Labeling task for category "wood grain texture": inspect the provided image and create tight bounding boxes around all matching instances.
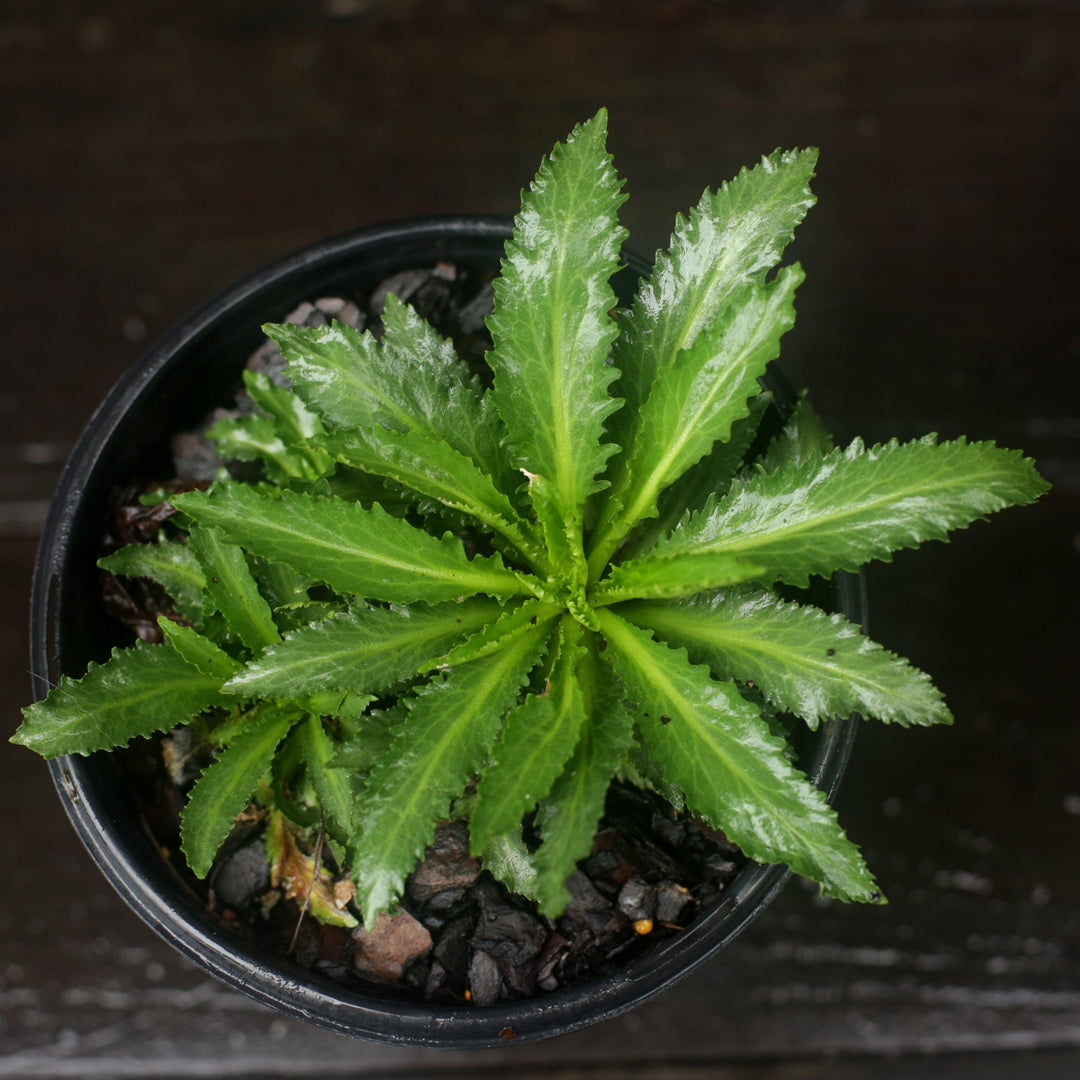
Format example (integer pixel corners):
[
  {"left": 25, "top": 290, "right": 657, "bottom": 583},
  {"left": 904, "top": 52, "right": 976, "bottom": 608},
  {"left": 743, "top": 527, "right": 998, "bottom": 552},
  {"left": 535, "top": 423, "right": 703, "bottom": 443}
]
[{"left": 0, "top": 1, "right": 1077, "bottom": 1074}]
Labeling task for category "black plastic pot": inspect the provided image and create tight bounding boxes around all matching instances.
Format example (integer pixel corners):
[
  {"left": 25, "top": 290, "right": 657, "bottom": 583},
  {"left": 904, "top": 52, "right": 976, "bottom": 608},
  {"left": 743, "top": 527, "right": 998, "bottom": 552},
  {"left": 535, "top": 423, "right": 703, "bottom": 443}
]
[{"left": 31, "top": 217, "right": 864, "bottom": 1048}]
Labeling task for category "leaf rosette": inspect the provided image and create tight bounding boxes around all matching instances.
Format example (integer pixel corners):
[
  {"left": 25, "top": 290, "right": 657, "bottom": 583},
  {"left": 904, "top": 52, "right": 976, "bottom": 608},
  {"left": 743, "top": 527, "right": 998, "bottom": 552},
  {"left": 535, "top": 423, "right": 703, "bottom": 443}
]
[{"left": 14, "top": 109, "right": 1050, "bottom": 927}]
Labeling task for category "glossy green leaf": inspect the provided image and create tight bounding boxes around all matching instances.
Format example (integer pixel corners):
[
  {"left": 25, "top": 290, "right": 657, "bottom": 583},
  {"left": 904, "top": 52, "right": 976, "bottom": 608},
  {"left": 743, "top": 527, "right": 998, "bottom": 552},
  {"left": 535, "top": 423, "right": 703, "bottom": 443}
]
[
  {"left": 470, "top": 618, "right": 588, "bottom": 853},
  {"left": 610, "top": 147, "right": 818, "bottom": 424},
  {"left": 208, "top": 412, "right": 325, "bottom": 483},
  {"left": 421, "top": 597, "right": 560, "bottom": 671},
  {"left": 326, "top": 707, "right": 401, "bottom": 772},
  {"left": 620, "top": 587, "right": 952, "bottom": 729},
  {"left": 596, "top": 609, "right": 879, "bottom": 901},
  {"left": 248, "top": 557, "right": 314, "bottom": 611},
  {"left": 520, "top": 468, "right": 584, "bottom": 592},
  {"left": 592, "top": 551, "right": 765, "bottom": 606},
  {"left": 298, "top": 714, "right": 356, "bottom": 843},
  {"left": 627, "top": 391, "right": 771, "bottom": 561},
  {"left": 324, "top": 425, "right": 546, "bottom": 571},
  {"left": 317, "top": 464, "right": 415, "bottom": 515},
  {"left": 244, "top": 369, "right": 328, "bottom": 448},
  {"left": 13, "top": 640, "right": 228, "bottom": 758},
  {"left": 380, "top": 294, "right": 513, "bottom": 491},
  {"left": 173, "top": 485, "right": 532, "bottom": 603},
  {"left": 349, "top": 621, "right": 549, "bottom": 925},
  {"left": 486, "top": 108, "right": 627, "bottom": 573},
  {"left": 187, "top": 525, "right": 280, "bottom": 651},
  {"left": 299, "top": 688, "right": 375, "bottom": 722},
  {"left": 181, "top": 703, "right": 300, "bottom": 877},
  {"left": 479, "top": 828, "right": 540, "bottom": 902},
  {"left": 652, "top": 436, "right": 1052, "bottom": 588},
  {"left": 532, "top": 637, "right": 636, "bottom": 915},
  {"left": 758, "top": 390, "right": 834, "bottom": 474},
  {"left": 98, "top": 540, "right": 205, "bottom": 625},
  {"left": 589, "top": 266, "right": 803, "bottom": 573},
  {"left": 223, "top": 597, "right": 501, "bottom": 698},
  {"left": 157, "top": 618, "right": 243, "bottom": 681},
  {"left": 268, "top": 296, "right": 503, "bottom": 481},
  {"left": 208, "top": 367, "right": 333, "bottom": 483}
]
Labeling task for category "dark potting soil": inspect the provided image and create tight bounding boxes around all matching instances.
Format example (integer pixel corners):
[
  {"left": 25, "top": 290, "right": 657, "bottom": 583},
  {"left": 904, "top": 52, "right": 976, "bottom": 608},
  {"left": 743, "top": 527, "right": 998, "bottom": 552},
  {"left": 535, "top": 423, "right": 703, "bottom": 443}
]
[{"left": 100, "top": 260, "right": 746, "bottom": 1006}]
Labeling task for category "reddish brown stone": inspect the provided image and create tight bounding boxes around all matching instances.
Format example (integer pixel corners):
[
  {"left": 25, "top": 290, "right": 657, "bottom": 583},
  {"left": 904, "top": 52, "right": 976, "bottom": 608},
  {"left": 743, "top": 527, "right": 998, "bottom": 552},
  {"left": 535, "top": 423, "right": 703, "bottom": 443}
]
[{"left": 352, "top": 911, "right": 432, "bottom": 983}]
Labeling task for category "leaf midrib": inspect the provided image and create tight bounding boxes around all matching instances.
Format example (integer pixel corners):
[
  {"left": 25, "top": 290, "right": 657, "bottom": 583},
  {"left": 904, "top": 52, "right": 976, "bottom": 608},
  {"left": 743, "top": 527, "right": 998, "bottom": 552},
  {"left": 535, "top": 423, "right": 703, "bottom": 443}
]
[
  {"left": 599, "top": 612, "right": 823, "bottom": 857},
  {"left": 315, "top": 331, "right": 441, "bottom": 444},
  {"left": 616, "top": 331, "right": 759, "bottom": 541},
  {"left": 692, "top": 464, "right": 999, "bottom": 557},
  {"left": 366, "top": 633, "right": 537, "bottom": 874},
  {"left": 642, "top": 606, "right": 892, "bottom": 695},
  {"left": 672, "top": 210, "right": 761, "bottom": 356},
  {"left": 236, "top": 504, "right": 522, "bottom": 592}
]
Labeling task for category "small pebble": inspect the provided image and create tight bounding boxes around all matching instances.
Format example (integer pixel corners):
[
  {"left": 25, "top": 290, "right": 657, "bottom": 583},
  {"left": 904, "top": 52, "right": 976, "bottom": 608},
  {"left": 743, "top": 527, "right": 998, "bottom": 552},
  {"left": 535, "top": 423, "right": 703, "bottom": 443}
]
[
  {"left": 617, "top": 878, "right": 656, "bottom": 922},
  {"left": 468, "top": 949, "right": 503, "bottom": 1007},
  {"left": 352, "top": 910, "right": 432, "bottom": 983},
  {"left": 213, "top": 841, "right": 270, "bottom": 910},
  {"left": 655, "top": 881, "right": 693, "bottom": 923}
]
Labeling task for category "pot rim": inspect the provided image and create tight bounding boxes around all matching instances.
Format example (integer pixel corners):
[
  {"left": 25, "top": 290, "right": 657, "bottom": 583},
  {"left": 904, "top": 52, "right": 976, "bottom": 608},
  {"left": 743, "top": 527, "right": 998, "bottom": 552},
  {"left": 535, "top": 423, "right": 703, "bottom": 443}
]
[{"left": 31, "top": 216, "right": 862, "bottom": 1048}]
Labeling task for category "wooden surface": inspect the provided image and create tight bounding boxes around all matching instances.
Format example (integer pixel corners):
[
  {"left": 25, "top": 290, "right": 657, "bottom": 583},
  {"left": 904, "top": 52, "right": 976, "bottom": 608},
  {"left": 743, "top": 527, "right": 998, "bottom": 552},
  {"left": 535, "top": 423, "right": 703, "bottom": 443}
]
[{"left": 1, "top": 2, "right": 1078, "bottom": 1075}]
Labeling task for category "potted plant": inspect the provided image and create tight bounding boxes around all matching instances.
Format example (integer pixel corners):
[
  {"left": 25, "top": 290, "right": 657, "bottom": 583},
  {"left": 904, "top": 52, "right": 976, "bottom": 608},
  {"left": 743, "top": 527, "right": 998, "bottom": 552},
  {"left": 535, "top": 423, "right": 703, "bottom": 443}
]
[{"left": 12, "top": 110, "right": 1048, "bottom": 1046}]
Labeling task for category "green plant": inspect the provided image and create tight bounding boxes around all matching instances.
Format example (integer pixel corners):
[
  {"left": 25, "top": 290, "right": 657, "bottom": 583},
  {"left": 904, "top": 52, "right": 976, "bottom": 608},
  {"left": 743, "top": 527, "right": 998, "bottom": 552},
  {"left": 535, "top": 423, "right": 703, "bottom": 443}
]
[{"left": 14, "top": 110, "right": 1048, "bottom": 929}]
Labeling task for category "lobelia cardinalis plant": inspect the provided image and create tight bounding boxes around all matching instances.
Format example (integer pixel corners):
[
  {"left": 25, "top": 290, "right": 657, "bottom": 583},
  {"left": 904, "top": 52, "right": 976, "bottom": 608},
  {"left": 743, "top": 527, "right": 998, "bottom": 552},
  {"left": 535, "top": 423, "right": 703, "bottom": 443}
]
[{"left": 14, "top": 109, "right": 1049, "bottom": 932}]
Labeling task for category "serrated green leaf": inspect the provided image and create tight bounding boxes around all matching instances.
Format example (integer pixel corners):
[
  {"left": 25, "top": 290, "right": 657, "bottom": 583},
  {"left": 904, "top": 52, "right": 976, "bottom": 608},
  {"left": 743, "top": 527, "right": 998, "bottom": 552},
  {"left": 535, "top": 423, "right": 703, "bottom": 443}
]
[
  {"left": 480, "top": 828, "right": 539, "bottom": 902},
  {"left": 317, "top": 464, "right": 416, "bottom": 516},
  {"left": 268, "top": 297, "right": 503, "bottom": 481},
  {"left": 470, "top": 618, "right": 588, "bottom": 853},
  {"left": 14, "top": 640, "right": 228, "bottom": 759},
  {"left": 98, "top": 541, "right": 205, "bottom": 625},
  {"left": 349, "top": 621, "right": 549, "bottom": 925},
  {"left": 520, "top": 468, "right": 584, "bottom": 589},
  {"left": 326, "top": 706, "right": 401, "bottom": 771},
  {"left": 299, "top": 688, "right": 375, "bottom": 722},
  {"left": 486, "top": 108, "right": 627, "bottom": 572},
  {"left": 264, "top": 321, "right": 396, "bottom": 431},
  {"left": 187, "top": 525, "right": 280, "bottom": 651},
  {"left": 620, "top": 587, "right": 952, "bottom": 729},
  {"left": 273, "top": 598, "right": 344, "bottom": 630},
  {"left": 298, "top": 714, "right": 356, "bottom": 844},
  {"left": 324, "top": 425, "right": 546, "bottom": 571},
  {"left": 589, "top": 266, "right": 803, "bottom": 573},
  {"left": 650, "top": 436, "right": 1052, "bottom": 588},
  {"left": 626, "top": 391, "right": 772, "bottom": 561},
  {"left": 208, "top": 413, "right": 319, "bottom": 484},
  {"left": 380, "top": 294, "right": 514, "bottom": 491},
  {"left": 621, "top": 744, "right": 685, "bottom": 812},
  {"left": 224, "top": 596, "right": 501, "bottom": 698},
  {"left": 759, "top": 390, "right": 834, "bottom": 474},
  {"left": 248, "top": 557, "right": 314, "bottom": 611},
  {"left": 244, "top": 369, "right": 329, "bottom": 451},
  {"left": 181, "top": 703, "right": 300, "bottom": 877},
  {"left": 592, "top": 551, "right": 765, "bottom": 606},
  {"left": 532, "top": 636, "right": 636, "bottom": 916},
  {"left": 421, "top": 597, "right": 561, "bottom": 672},
  {"left": 173, "top": 485, "right": 533, "bottom": 603},
  {"left": 611, "top": 147, "right": 818, "bottom": 425},
  {"left": 596, "top": 609, "right": 879, "bottom": 901},
  {"left": 157, "top": 617, "right": 243, "bottom": 681}
]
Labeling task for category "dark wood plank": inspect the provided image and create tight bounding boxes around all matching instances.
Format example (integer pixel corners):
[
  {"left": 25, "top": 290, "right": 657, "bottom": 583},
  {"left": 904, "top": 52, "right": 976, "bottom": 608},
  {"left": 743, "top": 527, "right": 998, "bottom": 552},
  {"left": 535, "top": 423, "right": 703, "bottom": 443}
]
[{"left": 1, "top": 1, "right": 1077, "bottom": 1074}]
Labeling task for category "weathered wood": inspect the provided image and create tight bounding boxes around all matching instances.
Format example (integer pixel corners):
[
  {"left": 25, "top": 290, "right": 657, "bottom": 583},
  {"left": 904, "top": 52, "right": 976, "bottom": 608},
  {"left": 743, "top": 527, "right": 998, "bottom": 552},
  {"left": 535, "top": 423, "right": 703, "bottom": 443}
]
[{"left": 0, "top": 1, "right": 1077, "bottom": 1075}]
